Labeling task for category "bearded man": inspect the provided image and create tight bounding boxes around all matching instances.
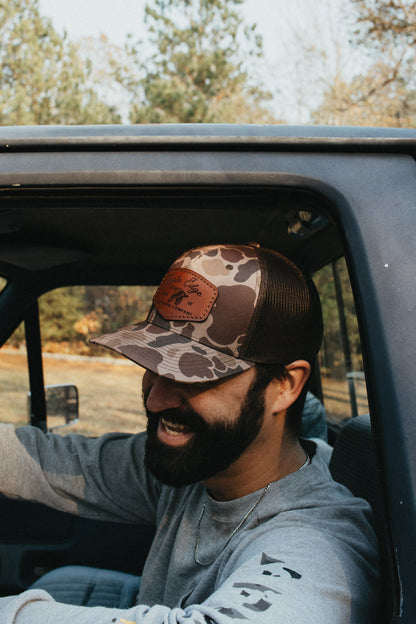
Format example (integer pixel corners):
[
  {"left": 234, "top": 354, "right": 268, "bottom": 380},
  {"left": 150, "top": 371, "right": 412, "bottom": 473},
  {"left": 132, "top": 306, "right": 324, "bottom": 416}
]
[{"left": 0, "top": 244, "right": 378, "bottom": 624}]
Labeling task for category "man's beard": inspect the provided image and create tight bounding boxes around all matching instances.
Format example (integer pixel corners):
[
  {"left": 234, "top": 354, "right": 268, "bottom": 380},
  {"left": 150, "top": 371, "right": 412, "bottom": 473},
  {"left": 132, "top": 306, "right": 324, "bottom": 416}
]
[{"left": 143, "top": 375, "right": 266, "bottom": 487}]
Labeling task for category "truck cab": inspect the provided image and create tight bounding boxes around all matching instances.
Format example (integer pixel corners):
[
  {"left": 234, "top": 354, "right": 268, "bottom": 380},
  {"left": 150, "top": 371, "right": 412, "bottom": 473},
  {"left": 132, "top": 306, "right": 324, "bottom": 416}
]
[{"left": 0, "top": 124, "right": 415, "bottom": 622}]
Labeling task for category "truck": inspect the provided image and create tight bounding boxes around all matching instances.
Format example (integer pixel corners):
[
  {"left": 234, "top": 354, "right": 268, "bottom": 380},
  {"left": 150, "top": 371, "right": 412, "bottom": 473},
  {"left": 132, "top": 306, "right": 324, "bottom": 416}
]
[{"left": 0, "top": 124, "right": 415, "bottom": 622}]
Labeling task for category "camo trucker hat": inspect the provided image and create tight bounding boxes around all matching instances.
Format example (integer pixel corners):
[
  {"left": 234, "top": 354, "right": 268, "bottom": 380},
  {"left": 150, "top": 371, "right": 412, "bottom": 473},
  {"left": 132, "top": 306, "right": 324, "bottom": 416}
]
[{"left": 90, "top": 244, "right": 323, "bottom": 383}]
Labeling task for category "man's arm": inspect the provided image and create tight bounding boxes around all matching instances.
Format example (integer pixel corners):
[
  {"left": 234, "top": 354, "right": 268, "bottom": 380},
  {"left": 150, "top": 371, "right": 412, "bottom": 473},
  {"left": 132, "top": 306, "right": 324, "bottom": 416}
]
[
  {"left": 0, "top": 423, "right": 159, "bottom": 523},
  {"left": 0, "top": 528, "right": 378, "bottom": 624}
]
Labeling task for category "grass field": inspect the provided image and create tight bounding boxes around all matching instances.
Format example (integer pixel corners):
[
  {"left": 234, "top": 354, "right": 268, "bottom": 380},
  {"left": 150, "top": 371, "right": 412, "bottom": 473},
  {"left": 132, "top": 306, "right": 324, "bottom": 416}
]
[
  {"left": 0, "top": 349, "right": 369, "bottom": 436},
  {"left": 0, "top": 350, "right": 147, "bottom": 436}
]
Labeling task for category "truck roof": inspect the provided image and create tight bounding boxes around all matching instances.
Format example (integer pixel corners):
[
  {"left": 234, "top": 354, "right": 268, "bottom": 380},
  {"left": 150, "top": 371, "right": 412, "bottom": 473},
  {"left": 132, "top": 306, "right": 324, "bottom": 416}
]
[{"left": 1, "top": 124, "right": 416, "bottom": 153}]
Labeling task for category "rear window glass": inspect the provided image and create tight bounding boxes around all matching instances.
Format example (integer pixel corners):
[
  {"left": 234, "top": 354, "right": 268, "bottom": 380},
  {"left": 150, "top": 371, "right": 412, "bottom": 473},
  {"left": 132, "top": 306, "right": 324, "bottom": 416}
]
[{"left": 315, "top": 257, "right": 369, "bottom": 426}]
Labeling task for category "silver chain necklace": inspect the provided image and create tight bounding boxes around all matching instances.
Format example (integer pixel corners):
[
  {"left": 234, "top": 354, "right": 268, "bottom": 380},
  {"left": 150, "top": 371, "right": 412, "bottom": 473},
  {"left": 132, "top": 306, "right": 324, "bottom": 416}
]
[{"left": 194, "top": 452, "right": 310, "bottom": 566}]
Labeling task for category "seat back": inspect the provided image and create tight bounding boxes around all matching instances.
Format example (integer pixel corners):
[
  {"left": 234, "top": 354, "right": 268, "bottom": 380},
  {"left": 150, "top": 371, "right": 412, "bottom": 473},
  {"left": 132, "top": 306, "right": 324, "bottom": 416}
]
[
  {"left": 329, "top": 415, "right": 397, "bottom": 622},
  {"left": 329, "top": 415, "right": 381, "bottom": 522}
]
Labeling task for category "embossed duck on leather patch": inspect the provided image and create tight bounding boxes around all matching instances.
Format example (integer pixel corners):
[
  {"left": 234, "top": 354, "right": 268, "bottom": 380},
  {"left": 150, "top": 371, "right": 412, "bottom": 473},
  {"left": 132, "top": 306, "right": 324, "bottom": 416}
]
[{"left": 153, "top": 268, "right": 218, "bottom": 321}]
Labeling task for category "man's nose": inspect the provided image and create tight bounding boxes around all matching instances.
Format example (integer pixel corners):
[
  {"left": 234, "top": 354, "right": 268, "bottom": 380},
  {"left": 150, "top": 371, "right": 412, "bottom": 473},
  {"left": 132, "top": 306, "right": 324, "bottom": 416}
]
[{"left": 143, "top": 371, "right": 185, "bottom": 413}]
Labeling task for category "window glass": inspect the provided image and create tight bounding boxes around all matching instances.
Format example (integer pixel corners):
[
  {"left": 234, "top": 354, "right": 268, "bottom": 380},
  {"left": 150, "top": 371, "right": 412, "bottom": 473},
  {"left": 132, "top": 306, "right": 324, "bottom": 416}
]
[
  {"left": 0, "top": 278, "right": 27, "bottom": 426},
  {"left": 41, "top": 350, "right": 146, "bottom": 437},
  {"left": 0, "top": 326, "right": 29, "bottom": 428},
  {"left": 39, "top": 285, "right": 156, "bottom": 436},
  {"left": 314, "top": 258, "right": 369, "bottom": 426},
  {"left": 0, "top": 285, "right": 157, "bottom": 436}
]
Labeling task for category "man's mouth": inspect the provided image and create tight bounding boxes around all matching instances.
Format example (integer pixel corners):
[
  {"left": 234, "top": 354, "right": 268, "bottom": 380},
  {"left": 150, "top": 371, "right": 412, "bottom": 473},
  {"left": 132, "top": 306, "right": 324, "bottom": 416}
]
[
  {"left": 161, "top": 417, "right": 191, "bottom": 435},
  {"left": 157, "top": 416, "right": 194, "bottom": 446}
]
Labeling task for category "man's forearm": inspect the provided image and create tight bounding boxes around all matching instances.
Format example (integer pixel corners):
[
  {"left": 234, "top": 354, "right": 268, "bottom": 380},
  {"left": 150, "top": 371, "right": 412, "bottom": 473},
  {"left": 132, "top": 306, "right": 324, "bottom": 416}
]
[
  {"left": 0, "top": 424, "right": 80, "bottom": 515},
  {"left": 0, "top": 424, "right": 159, "bottom": 524}
]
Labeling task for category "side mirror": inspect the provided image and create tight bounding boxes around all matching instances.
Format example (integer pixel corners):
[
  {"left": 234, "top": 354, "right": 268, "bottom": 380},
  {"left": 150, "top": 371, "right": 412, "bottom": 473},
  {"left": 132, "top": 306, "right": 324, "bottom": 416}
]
[
  {"left": 46, "top": 384, "right": 79, "bottom": 431},
  {"left": 28, "top": 384, "right": 79, "bottom": 432}
]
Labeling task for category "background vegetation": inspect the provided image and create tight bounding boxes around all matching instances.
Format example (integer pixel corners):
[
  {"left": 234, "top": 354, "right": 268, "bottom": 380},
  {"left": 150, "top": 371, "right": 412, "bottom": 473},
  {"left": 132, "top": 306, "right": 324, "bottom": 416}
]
[
  {"left": 1, "top": 0, "right": 414, "bottom": 387},
  {"left": 2, "top": 0, "right": 416, "bottom": 126},
  {"left": 6, "top": 286, "right": 156, "bottom": 356}
]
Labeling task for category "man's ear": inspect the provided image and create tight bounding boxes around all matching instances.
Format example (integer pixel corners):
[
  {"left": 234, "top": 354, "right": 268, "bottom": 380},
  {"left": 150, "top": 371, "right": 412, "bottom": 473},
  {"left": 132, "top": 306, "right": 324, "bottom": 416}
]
[{"left": 269, "top": 360, "right": 311, "bottom": 414}]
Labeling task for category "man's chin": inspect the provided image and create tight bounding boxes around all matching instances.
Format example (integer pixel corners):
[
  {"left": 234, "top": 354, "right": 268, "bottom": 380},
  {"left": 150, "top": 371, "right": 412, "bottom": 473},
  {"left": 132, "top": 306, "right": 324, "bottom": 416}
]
[
  {"left": 144, "top": 439, "right": 221, "bottom": 487},
  {"left": 144, "top": 458, "right": 200, "bottom": 487},
  {"left": 144, "top": 431, "right": 196, "bottom": 486}
]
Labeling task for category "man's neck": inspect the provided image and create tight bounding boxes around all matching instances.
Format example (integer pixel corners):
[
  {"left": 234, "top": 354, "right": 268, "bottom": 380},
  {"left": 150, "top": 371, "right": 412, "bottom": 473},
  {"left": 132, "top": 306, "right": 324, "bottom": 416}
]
[{"left": 202, "top": 437, "right": 308, "bottom": 501}]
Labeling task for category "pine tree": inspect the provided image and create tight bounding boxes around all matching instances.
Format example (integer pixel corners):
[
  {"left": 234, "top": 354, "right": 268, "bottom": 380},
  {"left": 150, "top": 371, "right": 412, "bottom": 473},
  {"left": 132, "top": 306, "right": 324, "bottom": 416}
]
[
  {"left": 121, "top": 0, "right": 277, "bottom": 123},
  {"left": 0, "top": 0, "right": 120, "bottom": 125}
]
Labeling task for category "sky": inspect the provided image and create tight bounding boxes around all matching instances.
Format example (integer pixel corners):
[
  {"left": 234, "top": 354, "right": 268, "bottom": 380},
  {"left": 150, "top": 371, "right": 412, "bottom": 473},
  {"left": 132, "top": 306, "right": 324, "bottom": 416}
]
[
  {"left": 37, "top": 0, "right": 357, "bottom": 123},
  {"left": 38, "top": 0, "right": 295, "bottom": 56}
]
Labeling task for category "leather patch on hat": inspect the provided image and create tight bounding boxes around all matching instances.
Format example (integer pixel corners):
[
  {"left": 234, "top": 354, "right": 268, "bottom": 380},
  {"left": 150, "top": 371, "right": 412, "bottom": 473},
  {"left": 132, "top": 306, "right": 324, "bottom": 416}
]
[{"left": 154, "top": 268, "right": 218, "bottom": 321}]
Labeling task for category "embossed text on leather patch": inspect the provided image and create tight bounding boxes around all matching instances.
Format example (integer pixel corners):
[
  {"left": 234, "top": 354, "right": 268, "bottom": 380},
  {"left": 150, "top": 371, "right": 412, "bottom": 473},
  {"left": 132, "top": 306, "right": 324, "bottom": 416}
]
[{"left": 153, "top": 268, "right": 218, "bottom": 321}]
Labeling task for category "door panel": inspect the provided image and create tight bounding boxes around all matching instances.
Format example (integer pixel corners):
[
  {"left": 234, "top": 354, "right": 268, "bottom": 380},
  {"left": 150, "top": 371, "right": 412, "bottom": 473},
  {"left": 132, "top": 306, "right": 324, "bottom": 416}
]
[{"left": 0, "top": 497, "right": 154, "bottom": 595}]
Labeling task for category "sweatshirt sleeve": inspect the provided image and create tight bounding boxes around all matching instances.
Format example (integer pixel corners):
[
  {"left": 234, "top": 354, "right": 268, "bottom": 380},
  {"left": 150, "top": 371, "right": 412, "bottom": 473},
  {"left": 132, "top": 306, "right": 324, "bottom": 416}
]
[
  {"left": 0, "top": 423, "right": 161, "bottom": 524},
  {"left": 0, "top": 528, "right": 378, "bottom": 624}
]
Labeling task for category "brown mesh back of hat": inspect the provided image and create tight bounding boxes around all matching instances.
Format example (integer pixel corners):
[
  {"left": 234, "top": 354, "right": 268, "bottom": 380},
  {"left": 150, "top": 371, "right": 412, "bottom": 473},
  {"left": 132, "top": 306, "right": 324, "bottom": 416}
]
[{"left": 241, "top": 248, "right": 323, "bottom": 365}]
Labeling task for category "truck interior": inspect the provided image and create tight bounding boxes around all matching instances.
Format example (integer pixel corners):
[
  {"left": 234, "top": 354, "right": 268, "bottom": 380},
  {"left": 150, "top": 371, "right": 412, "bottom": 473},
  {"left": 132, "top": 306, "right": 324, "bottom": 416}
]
[{"left": 0, "top": 171, "right": 404, "bottom": 620}]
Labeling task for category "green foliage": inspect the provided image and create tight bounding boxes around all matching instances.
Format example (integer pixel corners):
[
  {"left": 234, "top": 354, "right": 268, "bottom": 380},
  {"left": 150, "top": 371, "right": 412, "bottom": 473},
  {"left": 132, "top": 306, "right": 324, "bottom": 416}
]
[
  {"left": 0, "top": 0, "right": 276, "bottom": 126},
  {"left": 38, "top": 288, "right": 85, "bottom": 343},
  {"left": 5, "top": 285, "right": 156, "bottom": 354},
  {"left": 38, "top": 286, "right": 156, "bottom": 352},
  {"left": 0, "top": 0, "right": 120, "bottom": 125},
  {"left": 121, "top": 0, "right": 276, "bottom": 123},
  {"left": 81, "top": 286, "right": 156, "bottom": 336}
]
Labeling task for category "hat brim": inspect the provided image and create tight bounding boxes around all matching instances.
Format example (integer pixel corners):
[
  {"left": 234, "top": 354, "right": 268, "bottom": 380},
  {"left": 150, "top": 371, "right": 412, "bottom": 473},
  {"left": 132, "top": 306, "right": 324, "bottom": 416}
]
[{"left": 90, "top": 321, "right": 254, "bottom": 383}]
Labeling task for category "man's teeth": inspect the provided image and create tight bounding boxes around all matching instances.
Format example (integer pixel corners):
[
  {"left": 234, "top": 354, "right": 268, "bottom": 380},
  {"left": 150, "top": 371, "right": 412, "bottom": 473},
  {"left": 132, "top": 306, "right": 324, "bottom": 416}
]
[{"left": 161, "top": 417, "right": 190, "bottom": 435}]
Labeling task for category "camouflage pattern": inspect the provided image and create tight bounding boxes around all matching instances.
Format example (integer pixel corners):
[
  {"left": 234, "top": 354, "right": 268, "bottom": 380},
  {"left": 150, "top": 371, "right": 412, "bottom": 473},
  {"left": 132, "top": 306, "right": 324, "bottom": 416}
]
[{"left": 91, "top": 244, "right": 262, "bottom": 383}]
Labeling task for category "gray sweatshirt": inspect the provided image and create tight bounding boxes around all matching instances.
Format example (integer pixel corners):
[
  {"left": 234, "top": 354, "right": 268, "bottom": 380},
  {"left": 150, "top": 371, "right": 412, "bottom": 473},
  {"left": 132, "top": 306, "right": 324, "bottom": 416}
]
[{"left": 0, "top": 424, "right": 379, "bottom": 623}]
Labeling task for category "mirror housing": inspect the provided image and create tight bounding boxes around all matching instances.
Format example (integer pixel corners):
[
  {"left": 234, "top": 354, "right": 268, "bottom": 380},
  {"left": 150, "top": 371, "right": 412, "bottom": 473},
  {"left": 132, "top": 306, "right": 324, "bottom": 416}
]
[{"left": 28, "top": 384, "right": 79, "bottom": 432}]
